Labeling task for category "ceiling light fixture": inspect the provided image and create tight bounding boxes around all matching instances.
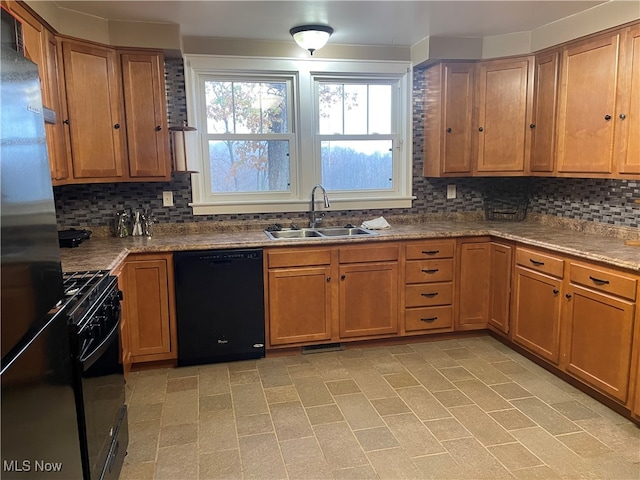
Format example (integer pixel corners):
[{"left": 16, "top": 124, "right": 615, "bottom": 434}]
[{"left": 289, "top": 24, "right": 334, "bottom": 55}]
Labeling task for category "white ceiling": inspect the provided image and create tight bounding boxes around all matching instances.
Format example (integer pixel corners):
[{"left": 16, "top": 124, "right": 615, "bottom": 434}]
[{"left": 54, "top": 1, "right": 609, "bottom": 47}]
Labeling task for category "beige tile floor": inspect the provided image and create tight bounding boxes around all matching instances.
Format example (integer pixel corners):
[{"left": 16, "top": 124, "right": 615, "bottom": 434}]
[{"left": 120, "top": 335, "right": 640, "bottom": 480}]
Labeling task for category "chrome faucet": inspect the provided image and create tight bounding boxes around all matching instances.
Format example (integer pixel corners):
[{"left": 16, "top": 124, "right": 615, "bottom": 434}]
[{"left": 309, "top": 184, "right": 330, "bottom": 228}]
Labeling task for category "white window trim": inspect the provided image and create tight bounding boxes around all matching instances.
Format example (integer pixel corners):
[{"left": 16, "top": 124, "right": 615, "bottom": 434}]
[{"left": 184, "top": 54, "right": 414, "bottom": 215}]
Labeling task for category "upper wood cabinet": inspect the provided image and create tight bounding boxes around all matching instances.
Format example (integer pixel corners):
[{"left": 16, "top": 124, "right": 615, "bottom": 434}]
[
  {"left": 120, "top": 52, "right": 170, "bottom": 179},
  {"left": 616, "top": 23, "right": 640, "bottom": 175},
  {"left": 57, "top": 39, "right": 171, "bottom": 183},
  {"left": 555, "top": 23, "right": 639, "bottom": 178},
  {"left": 59, "top": 40, "right": 127, "bottom": 180},
  {"left": 530, "top": 50, "right": 560, "bottom": 173},
  {"left": 423, "top": 62, "right": 475, "bottom": 177},
  {"left": 556, "top": 32, "right": 621, "bottom": 175},
  {"left": 423, "top": 57, "right": 533, "bottom": 177},
  {"left": 474, "top": 57, "right": 534, "bottom": 175}
]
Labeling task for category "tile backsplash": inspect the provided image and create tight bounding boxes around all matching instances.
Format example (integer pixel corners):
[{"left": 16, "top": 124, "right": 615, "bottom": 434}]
[{"left": 53, "top": 62, "right": 639, "bottom": 231}]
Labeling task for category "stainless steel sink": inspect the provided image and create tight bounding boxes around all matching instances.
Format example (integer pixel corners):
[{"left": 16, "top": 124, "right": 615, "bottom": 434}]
[
  {"left": 314, "top": 227, "right": 374, "bottom": 236},
  {"left": 264, "top": 226, "right": 378, "bottom": 240},
  {"left": 265, "top": 229, "right": 323, "bottom": 239}
]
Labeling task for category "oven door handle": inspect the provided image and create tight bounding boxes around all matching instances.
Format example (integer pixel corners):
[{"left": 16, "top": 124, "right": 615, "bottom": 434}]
[{"left": 80, "top": 317, "right": 119, "bottom": 371}]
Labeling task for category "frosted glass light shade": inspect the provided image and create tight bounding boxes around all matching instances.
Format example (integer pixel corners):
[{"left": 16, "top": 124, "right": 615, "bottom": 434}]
[{"left": 290, "top": 25, "right": 333, "bottom": 55}]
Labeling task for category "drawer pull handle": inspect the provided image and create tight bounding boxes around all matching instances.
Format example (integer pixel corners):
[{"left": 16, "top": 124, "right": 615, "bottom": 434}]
[
  {"left": 421, "top": 317, "right": 438, "bottom": 322},
  {"left": 529, "top": 259, "right": 545, "bottom": 266},
  {"left": 421, "top": 250, "right": 440, "bottom": 255},
  {"left": 421, "top": 292, "right": 438, "bottom": 298},
  {"left": 421, "top": 269, "right": 439, "bottom": 274},
  {"left": 589, "top": 275, "right": 610, "bottom": 285}
]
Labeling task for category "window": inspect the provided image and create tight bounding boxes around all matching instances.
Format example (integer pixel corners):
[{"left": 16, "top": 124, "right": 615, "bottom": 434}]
[
  {"left": 185, "top": 56, "right": 412, "bottom": 215},
  {"left": 204, "top": 79, "right": 293, "bottom": 194},
  {"left": 316, "top": 81, "right": 397, "bottom": 192}
]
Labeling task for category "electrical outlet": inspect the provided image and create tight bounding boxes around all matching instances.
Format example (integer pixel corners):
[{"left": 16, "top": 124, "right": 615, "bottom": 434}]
[
  {"left": 447, "top": 184, "right": 456, "bottom": 199},
  {"left": 162, "top": 191, "right": 174, "bottom": 207}
]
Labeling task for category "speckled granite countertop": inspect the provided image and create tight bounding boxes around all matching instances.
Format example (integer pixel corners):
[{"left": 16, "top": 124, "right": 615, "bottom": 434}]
[{"left": 59, "top": 221, "right": 640, "bottom": 273}]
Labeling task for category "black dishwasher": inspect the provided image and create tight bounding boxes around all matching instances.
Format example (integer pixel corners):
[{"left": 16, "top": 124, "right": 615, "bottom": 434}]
[{"left": 174, "top": 249, "right": 265, "bottom": 366}]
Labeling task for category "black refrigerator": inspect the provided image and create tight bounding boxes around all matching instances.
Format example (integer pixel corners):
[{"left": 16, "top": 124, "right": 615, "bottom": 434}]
[{"left": 0, "top": 44, "right": 84, "bottom": 478}]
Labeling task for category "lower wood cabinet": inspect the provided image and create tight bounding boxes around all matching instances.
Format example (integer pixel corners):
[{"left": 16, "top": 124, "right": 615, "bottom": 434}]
[
  {"left": 561, "top": 262, "right": 637, "bottom": 403},
  {"left": 122, "top": 253, "right": 177, "bottom": 363},
  {"left": 512, "top": 247, "right": 565, "bottom": 364},
  {"left": 267, "top": 264, "right": 332, "bottom": 346},
  {"left": 488, "top": 242, "right": 513, "bottom": 334},
  {"left": 456, "top": 240, "right": 490, "bottom": 330},
  {"left": 111, "top": 263, "right": 131, "bottom": 380},
  {"left": 265, "top": 244, "right": 400, "bottom": 347},
  {"left": 339, "top": 262, "right": 398, "bottom": 338}
]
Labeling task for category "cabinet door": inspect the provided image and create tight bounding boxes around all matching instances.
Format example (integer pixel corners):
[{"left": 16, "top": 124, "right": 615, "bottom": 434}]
[
  {"left": 60, "top": 40, "right": 126, "bottom": 179},
  {"left": 424, "top": 62, "right": 474, "bottom": 176},
  {"left": 563, "top": 285, "right": 635, "bottom": 402},
  {"left": 556, "top": 33, "right": 620, "bottom": 174},
  {"left": 121, "top": 52, "right": 170, "bottom": 179},
  {"left": 125, "top": 256, "right": 173, "bottom": 358},
  {"left": 457, "top": 242, "right": 490, "bottom": 330},
  {"left": 112, "top": 264, "right": 131, "bottom": 381},
  {"left": 268, "top": 266, "right": 332, "bottom": 346},
  {"left": 475, "top": 57, "right": 532, "bottom": 173},
  {"left": 488, "top": 243, "right": 512, "bottom": 334},
  {"left": 616, "top": 24, "right": 640, "bottom": 175},
  {"left": 512, "top": 266, "right": 563, "bottom": 363},
  {"left": 530, "top": 51, "right": 559, "bottom": 173},
  {"left": 339, "top": 263, "right": 398, "bottom": 338},
  {"left": 44, "top": 31, "right": 69, "bottom": 183}
]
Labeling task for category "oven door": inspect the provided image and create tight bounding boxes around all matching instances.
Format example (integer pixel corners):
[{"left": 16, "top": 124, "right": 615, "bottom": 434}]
[{"left": 78, "top": 308, "right": 127, "bottom": 480}]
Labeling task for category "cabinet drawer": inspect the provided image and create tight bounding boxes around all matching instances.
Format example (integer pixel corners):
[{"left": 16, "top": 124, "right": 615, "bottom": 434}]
[
  {"left": 570, "top": 263, "right": 637, "bottom": 301},
  {"left": 405, "top": 283, "right": 453, "bottom": 307},
  {"left": 406, "top": 259, "right": 453, "bottom": 284},
  {"left": 515, "top": 248, "right": 564, "bottom": 278},
  {"left": 405, "top": 306, "right": 453, "bottom": 332},
  {"left": 339, "top": 244, "right": 399, "bottom": 264},
  {"left": 406, "top": 241, "right": 455, "bottom": 260},
  {"left": 267, "top": 248, "right": 332, "bottom": 268}
]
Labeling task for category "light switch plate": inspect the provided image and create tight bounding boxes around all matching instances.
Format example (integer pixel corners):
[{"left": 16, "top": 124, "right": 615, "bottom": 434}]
[
  {"left": 162, "top": 191, "right": 174, "bottom": 207},
  {"left": 447, "top": 184, "right": 456, "bottom": 199}
]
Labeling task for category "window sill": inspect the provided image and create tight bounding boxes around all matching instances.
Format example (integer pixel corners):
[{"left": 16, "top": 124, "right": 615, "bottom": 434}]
[{"left": 190, "top": 196, "right": 415, "bottom": 215}]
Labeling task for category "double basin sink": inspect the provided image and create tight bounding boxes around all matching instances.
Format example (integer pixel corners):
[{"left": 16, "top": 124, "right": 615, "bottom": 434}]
[{"left": 264, "top": 226, "right": 378, "bottom": 240}]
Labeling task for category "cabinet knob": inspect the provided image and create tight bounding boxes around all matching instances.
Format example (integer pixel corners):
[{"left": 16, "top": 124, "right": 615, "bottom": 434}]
[
  {"left": 155, "top": 125, "right": 162, "bottom": 131},
  {"left": 529, "top": 124, "right": 536, "bottom": 129},
  {"left": 619, "top": 113, "right": 626, "bottom": 120},
  {"left": 446, "top": 128, "right": 452, "bottom": 133},
  {"left": 604, "top": 115, "right": 611, "bottom": 121},
  {"left": 478, "top": 127, "right": 484, "bottom": 132},
  {"left": 114, "top": 123, "right": 121, "bottom": 129},
  {"left": 341, "top": 275, "right": 346, "bottom": 280},
  {"left": 63, "top": 119, "right": 70, "bottom": 125},
  {"left": 565, "top": 293, "right": 572, "bottom": 299},
  {"left": 553, "top": 289, "right": 559, "bottom": 295},
  {"left": 326, "top": 276, "right": 331, "bottom": 282}
]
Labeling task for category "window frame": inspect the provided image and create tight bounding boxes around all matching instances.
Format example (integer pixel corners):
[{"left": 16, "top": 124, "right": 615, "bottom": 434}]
[{"left": 184, "top": 55, "right": 413, "bottom": 215}]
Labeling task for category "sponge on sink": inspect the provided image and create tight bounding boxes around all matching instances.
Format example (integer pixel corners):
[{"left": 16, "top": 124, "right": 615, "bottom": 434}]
[{"left": 361, "top": 216, "right": 391, "bottom": 230}]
